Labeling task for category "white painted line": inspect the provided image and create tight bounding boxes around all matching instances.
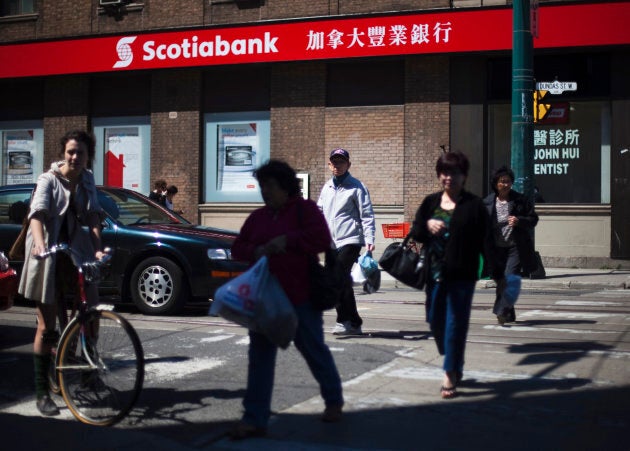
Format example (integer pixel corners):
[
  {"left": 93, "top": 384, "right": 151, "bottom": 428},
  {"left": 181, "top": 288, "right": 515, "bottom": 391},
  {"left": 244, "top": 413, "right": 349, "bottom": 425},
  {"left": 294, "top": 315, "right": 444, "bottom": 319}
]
[
  {"left": 235, "top": 336, "right": 250, "bottom": 345},
  {"left": 519, "top": 309, "right": 619, "bottom": 319},
  {"left": 555, "top": 300, "right": 621, "bottom": 306},
  {"left": 200, "top": 334, "right": 234, "bottom": 343},
  {"left": 145, "top": 357, "right": 225, "bottom": 383},
  {"left": 483, "top": 325, "right": 613, "bottom": 334}
]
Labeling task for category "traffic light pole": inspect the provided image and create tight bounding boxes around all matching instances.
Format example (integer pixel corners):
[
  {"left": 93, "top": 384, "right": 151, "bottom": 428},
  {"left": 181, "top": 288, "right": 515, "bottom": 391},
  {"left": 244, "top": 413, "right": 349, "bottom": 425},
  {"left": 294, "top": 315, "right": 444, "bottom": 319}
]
[{"left": 511, "top": 0, "right": 534, "bottom": 203}]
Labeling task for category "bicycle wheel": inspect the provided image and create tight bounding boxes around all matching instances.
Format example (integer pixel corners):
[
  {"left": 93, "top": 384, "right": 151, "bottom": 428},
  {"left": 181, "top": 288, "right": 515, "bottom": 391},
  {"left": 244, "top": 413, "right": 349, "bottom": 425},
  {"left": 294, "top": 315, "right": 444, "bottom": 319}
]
[
  {"left": 48, "top": 352, "right": 61, "bottom": 394},
  {"left": 57, "top": 310, "right": 144, "bottom": 426}
]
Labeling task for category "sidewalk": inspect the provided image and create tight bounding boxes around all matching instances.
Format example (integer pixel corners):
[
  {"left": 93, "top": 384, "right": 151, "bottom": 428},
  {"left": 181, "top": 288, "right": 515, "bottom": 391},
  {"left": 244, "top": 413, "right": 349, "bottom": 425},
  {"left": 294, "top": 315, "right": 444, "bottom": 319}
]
[
  {"left": 214, "top": 267, "right": 630, "bottom": 451},
  {"left": 4, "top": 267, "right": 629, "bottom": 451},
  {"left": 382, "top": 267, "right": 630, "bottom": 291}
]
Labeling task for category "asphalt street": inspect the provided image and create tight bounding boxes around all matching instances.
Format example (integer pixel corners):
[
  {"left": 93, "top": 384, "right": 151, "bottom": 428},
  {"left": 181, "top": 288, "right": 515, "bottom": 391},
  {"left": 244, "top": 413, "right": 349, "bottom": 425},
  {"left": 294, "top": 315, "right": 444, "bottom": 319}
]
[{"left": 0, "top": 268, "right": 629, "bottom": 450}]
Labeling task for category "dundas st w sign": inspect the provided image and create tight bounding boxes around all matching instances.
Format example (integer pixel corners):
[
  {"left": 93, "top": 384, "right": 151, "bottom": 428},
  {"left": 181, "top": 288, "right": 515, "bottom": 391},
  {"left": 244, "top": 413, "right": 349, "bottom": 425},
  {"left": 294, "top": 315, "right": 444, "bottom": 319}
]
[{"left": 0, "top": 1, "right": 628, "bottom": 79}]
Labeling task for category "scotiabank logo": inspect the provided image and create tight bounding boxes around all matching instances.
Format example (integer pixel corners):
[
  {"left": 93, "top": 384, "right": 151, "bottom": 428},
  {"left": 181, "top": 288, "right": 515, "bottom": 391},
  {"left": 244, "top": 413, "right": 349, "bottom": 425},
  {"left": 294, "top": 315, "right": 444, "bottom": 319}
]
[
  {"left": 113, "top": 36, "right": 137, "bottom": 68},
  {"left": 142, "top": 32, "right": 278, "bottom": 61}
]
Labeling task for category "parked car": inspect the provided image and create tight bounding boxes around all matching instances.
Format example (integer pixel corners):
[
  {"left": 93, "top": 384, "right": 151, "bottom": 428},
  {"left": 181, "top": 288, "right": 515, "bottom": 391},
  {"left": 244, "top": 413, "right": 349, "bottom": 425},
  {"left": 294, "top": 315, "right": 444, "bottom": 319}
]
[{"left": 0, "top": 184, "right": 247, "bottom": 315}]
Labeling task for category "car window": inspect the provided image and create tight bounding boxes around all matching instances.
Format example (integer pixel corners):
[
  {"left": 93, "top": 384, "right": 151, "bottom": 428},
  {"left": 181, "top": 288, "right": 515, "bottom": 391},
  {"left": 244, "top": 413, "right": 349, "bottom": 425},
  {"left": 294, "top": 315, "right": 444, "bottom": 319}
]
[
  {"left": 97, "top": 189, "right": 185, "bottom": 226},
  {"left": 0, "top": 190, "right": 31, "bottom": 225}
]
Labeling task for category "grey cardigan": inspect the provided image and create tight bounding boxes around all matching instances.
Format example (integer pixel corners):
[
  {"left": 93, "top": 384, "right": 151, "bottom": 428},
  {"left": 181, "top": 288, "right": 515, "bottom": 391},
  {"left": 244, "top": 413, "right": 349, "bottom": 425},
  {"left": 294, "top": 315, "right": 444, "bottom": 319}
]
[{"left": 18, "top": 162, "right": 103, "bottom": 304}]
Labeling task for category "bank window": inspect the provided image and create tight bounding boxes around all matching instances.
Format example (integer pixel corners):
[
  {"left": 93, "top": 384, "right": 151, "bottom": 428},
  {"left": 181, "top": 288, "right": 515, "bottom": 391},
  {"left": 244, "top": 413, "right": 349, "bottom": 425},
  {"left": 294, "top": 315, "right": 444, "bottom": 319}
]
[
  {"left": 488, "top": 101, "right": 611, "bottom": 204},
  {"left": 203, "top": 112, "right": 270, "bottom": 203},
  {"left": 92, "top": 117, "right": 151, "bottom": 195},
  {"left": 0, "top": 122, "right": 43, "bottom": 185},
  {"left": 0, "top": 0, "right": 34, "bottom": 16}
]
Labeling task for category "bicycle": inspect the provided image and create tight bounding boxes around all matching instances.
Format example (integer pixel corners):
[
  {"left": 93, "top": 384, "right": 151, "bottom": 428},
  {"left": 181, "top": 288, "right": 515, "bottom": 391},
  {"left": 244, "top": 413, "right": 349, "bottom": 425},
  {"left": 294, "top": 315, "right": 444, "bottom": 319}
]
[{"left": 37, "top": 243, "right": 144, "bottom": 426}]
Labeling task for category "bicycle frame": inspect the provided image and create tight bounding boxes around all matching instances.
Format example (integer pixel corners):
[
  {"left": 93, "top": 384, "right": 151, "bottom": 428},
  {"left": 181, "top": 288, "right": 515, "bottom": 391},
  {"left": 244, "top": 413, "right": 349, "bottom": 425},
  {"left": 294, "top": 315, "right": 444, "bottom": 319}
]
[{"left": 37, "top": 243, "right": 144, "bottom": 426}]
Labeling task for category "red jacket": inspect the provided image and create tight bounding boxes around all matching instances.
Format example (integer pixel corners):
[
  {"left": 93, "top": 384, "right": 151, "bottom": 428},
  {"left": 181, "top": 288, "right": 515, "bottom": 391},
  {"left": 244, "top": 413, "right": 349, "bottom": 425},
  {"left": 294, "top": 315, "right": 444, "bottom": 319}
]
[{"left": 231, "top": 196, "right": 332, "bottom": 305}]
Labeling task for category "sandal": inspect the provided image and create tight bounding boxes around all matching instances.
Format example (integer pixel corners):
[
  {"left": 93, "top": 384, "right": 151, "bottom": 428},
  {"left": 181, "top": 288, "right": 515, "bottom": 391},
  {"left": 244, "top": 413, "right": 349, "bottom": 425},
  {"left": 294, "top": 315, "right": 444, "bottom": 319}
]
[
  {"left": 228, "top": 422, "right": 267, "bottom": 441},
  {"left": 440, "top": 385, "right": 457, "bottom": 399}
]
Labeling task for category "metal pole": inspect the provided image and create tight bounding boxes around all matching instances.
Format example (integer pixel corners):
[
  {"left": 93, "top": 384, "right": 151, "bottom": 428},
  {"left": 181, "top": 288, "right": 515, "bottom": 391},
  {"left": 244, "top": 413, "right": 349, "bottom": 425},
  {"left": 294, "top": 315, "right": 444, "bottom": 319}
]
[{"left": 511, "top": 0, "right": 534, "bottom": 203}]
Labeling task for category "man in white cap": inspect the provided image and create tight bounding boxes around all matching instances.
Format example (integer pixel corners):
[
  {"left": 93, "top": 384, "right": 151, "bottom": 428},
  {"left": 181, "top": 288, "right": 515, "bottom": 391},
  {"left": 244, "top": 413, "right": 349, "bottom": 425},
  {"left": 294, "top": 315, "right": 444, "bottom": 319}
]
[{"left": 318, "top": 148, "right": 375, "bottom": 335}]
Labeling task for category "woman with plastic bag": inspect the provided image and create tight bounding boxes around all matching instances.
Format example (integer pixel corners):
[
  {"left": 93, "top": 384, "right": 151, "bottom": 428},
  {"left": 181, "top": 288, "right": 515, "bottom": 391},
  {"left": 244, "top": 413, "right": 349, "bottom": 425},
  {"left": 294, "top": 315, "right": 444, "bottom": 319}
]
[{"left": 228, "top": 160, "right": 344, "bottom": 439}]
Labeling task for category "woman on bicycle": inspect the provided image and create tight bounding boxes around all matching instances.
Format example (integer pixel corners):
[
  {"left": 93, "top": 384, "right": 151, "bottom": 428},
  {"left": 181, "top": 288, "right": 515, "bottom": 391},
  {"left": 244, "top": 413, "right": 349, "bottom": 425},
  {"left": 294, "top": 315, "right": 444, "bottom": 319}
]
[{"left": 18, "top": 130, "right": 105, "bottom": 416}]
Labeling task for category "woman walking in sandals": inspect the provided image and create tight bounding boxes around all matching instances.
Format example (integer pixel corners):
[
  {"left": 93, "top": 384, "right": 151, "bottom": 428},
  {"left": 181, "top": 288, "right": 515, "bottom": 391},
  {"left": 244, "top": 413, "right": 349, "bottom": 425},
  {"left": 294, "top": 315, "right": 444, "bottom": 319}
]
[{"left": 410, "top": 151, "right": 502, "bottom": 399}]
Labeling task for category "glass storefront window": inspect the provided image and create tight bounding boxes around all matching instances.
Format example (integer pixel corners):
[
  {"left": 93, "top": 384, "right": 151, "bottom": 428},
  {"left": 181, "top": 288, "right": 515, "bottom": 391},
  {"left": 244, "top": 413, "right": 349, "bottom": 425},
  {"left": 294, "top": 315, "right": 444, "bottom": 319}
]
[
  {"left": 93, "top": 117, "right": 151, "bottom": 195},
  {"left": 0, "top": 122, "right": 43, "bottom": 185},
  {"left": 488, "top": 101, "right": 611, "bottom": 203},
  {"left": 203, "top": 111, "right": 270, "bottom": 203}
]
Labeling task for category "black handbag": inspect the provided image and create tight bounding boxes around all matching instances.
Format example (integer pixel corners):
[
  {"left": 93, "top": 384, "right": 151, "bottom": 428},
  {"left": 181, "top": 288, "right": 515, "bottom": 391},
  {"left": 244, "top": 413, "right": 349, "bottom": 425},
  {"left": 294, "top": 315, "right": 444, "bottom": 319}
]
[
  {"left": 378, "top": 234, "right": 427, "bottom": 290},
  {"left": 309, "top": 249, "right": 344, "bottom": 311}
]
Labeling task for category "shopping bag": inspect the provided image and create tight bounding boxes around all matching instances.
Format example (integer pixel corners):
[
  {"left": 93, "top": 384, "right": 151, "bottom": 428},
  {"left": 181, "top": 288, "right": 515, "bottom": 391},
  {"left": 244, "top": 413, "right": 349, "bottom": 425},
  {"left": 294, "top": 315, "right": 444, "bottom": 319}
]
[
  {"left": 309, "top": 249, "right": 344, "bottom": 311},
  {"left": 358, "top": 251, "right": 379, "bottom": 277},
  {"left": 255, "top": 269, "right": 298, "bottom": 349},
  {"left": 351, "top": 263, "right": 366, "bottom": 286},
  {"left": 378, "top": 234, "right": 427, "bottom": 290},
  {"left": 210, "top": 256, "right": 297, "bottom": 348},
  {"left": 209, "top": 257, "right": 266, "bottom": 328},
  {"left": 363, "top": 267, "right": 381, "bottom": 294}
]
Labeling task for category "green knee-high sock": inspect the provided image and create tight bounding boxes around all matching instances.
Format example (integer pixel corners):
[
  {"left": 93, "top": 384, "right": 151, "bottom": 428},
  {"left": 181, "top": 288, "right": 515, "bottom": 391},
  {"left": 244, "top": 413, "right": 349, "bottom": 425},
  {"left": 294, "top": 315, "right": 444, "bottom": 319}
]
[{"left": 34, "top": 353, "right": 51, "bottom": 398}]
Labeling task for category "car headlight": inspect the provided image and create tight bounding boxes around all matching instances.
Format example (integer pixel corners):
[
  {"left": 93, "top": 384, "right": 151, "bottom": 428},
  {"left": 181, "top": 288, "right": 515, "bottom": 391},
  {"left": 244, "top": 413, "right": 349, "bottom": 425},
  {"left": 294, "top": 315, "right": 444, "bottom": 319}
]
[{"left": 207, "top": 248, "right": 231, "bottom": 260}]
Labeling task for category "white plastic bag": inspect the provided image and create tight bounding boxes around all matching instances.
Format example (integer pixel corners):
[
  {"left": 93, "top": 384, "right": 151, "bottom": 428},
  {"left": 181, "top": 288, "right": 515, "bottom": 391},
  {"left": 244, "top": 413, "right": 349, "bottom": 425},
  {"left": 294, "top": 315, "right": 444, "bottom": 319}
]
[
  {"left": 351, "top": 263, "right": 366, "bottom": 286},
  {"left": 210, "top": 256, "right": 297, "bottom": 348}
]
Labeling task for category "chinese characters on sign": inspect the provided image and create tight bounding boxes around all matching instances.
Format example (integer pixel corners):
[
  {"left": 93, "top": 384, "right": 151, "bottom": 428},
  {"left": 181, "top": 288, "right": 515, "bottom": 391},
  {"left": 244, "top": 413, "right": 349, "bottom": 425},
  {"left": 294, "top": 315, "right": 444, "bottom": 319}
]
[
  {"left": 533, "top": 128, "right": 580, "bottom": 175},
  {"left": 306, "top": 22, "right": 452, "bottom": 52}
]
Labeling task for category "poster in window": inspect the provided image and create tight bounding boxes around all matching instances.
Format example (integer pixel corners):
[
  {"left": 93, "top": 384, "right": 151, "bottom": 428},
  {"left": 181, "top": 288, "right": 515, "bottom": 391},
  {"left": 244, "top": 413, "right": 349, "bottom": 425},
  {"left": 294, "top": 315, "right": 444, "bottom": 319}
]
[
  {"left": 105, "top": 127, "right": 142, "bottom": 190},
  {"left": 216, "top": 123, "right": 259, "bottom": 192},
  {"left": 3, "top": 130, "right": 35, "bottom": 185}
]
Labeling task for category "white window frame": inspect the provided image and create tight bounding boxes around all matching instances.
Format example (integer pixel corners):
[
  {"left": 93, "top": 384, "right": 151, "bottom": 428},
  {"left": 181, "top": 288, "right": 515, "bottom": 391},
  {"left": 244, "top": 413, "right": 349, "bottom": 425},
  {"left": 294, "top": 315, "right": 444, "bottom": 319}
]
[
  {"left": 0, "top": 120, "right": 43, "bottom": 185},
  {"left": 203, "top": 111, "right": 270, "bottom": 203},
  {"left": 92, "top": 116, "right": 151, "bottom": 195}
]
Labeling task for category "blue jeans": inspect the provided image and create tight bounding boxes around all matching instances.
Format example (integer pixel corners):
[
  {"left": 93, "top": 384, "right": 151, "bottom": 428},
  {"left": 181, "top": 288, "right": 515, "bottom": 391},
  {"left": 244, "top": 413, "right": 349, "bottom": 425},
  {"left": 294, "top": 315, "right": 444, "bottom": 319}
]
[
  {"left": 242, "top": 303, "right": 343, "bottom": 428},
  {"left": 427, "top": 280, "right": 476, "bottom": 375},
  {"left": 493, "top": 245, "right": 521, "bottom": 314}
]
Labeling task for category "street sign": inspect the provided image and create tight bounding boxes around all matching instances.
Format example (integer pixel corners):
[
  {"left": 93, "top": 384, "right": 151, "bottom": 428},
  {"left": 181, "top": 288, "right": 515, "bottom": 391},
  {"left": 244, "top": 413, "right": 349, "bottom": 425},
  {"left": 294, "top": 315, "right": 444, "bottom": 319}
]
[{"left": 535, "top": 81, "right": 577, "bottom": 95}]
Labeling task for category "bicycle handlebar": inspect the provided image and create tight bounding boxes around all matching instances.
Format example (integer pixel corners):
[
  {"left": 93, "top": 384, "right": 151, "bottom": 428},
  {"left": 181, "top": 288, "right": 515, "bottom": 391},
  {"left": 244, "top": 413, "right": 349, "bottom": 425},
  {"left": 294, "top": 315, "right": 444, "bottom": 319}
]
[
  {"left": 35, "top": 244, "right": 112, "bottom": 282},
  {"left": 36, "top": 244, "right": 111, "bottom": 262}
]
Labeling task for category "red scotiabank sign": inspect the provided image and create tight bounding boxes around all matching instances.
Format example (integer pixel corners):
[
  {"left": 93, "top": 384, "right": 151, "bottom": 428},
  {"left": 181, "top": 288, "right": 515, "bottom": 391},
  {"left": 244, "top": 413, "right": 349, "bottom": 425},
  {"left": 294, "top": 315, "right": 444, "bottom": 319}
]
[{"left": 0, "top": 2, "right": 628, "bottom": 79}]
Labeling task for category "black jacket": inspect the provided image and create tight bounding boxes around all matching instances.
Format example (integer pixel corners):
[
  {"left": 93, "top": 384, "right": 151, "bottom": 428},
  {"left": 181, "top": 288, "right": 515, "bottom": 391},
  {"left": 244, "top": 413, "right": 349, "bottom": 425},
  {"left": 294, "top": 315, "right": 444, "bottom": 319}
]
[
  {"left": 410, "top": 190, "right": 501, "bottom": 282},
  {"left": 483, "top": 190, "right": 539, "bottom": 273}
]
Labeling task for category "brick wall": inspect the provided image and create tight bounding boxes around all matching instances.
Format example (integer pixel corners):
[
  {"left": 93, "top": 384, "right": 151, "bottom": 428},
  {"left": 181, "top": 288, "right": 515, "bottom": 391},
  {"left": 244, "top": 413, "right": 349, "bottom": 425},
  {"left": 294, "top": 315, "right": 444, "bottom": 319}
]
[
  {"left": 43, "top": 76, "right": 90, "bottom": 167},
  {"left": 324, "top": 107, "right": 404, "bottom": 206},
  {"left": 404, "top": 55, "right": 450, "bottom": 220},
  {"left": 270, "top": 62, "right": 326, "bottom": 200},
  {"left": 150, "top": 70, "right": 201, "bottom": 221}
]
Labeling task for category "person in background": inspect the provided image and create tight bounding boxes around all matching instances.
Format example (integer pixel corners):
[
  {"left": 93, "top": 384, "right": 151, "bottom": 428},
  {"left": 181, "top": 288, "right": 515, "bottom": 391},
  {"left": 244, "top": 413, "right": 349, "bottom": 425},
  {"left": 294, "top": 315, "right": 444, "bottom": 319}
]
[
  {"left": 317, "top": 148, "right": 375, "bottom": 336},
  {"left": 18, "top": 130, "right": 105, "bottom": 416},
  {"left": 164, "top": 185, "right": 184, "bottom": 215},
  {"left": 149, "top": 179, "right": 167, "bottom": 206},
  {"left": 229, "top": 160, "right": 344, "bottom": 439},
  {"left": 483, "top": 166, "right": 539, "bottom": 324},
  {"left": 410, "top": 150, "right": 501, "bottom": 399}
]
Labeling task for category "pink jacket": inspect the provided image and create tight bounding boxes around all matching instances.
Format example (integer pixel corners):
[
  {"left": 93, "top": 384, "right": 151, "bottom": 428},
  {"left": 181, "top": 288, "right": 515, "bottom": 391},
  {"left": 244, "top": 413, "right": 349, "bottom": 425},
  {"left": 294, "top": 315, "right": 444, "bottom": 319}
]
[{"left": 231, "top": 196, "right": 332, "bottom": 305}]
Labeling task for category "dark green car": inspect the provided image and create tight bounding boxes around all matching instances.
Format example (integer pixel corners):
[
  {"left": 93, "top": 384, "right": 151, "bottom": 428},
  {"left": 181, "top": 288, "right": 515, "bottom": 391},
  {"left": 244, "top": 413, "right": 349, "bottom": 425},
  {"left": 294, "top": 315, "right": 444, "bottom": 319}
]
[{"left": 0, "top": 184, "right": 247, "bottom": 315}]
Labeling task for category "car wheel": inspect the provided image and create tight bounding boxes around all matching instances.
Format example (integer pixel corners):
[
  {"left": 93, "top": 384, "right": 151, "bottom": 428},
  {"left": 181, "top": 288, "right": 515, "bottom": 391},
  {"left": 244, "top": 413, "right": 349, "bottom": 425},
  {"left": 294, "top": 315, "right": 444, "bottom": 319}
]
[{"left": 130, "top": 257, "right": 188, "bottom": 315}]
